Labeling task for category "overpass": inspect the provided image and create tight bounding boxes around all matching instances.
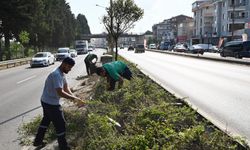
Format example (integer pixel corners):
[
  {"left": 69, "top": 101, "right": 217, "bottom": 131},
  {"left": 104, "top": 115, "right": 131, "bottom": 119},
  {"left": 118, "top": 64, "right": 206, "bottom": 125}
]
[{"left": 80, "top": 33, "right": 141, "bottom": 40}]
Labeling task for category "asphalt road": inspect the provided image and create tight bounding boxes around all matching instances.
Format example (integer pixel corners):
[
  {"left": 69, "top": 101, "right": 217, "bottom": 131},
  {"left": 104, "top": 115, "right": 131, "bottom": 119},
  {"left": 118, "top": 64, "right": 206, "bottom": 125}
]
[
  {"left": 0, "top": 49, "right": 104, "bottom": 150},
  {"left": 119, "top": 49, "right": 250, "bottom": 144}
]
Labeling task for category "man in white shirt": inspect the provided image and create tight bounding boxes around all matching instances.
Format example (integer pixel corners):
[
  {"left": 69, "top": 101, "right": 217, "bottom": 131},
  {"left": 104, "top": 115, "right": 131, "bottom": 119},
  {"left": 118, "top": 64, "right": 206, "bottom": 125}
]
[{"left": 33, "top": 57, "right": 83, "bottom": 150}]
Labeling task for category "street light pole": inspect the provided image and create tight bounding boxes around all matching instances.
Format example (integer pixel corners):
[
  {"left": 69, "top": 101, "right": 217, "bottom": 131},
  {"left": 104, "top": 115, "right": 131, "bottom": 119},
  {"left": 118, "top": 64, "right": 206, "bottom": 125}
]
[
  {"left": 0, "top": 20, "right": 2, "bottom": 61},
  {"left": 96, "top": 0, "right": 115, "bottom": 58}
]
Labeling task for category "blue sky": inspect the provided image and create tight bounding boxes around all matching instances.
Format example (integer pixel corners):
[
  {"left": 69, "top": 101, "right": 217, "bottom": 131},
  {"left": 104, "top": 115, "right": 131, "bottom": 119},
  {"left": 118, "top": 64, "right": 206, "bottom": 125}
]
[{"left": 66, "top": 0, "right": 194, "bottom": 34}]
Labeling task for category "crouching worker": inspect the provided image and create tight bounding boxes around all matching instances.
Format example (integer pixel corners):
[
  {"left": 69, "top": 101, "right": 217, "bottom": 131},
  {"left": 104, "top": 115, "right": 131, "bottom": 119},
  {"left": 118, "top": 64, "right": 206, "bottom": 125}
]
[
  {"left": 96, "top": 61, "right": 132, "bottom": 91},
  {"left": 33, "top": 57, "right": 84, "bottom": 150},
  {"left": 84, "top": 53, "right": 98, "bottom": 75}
]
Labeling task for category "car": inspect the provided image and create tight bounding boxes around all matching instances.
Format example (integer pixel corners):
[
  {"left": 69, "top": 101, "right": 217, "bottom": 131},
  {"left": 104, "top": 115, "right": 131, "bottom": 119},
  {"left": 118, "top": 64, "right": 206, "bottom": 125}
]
[
  {"left": 220, "top": 40, "right": 250, "bottom": 59},
  {"left": 159, "top": 41, "right": 172, "bottom": 50},
  {"left": 187, "top": 44, "right": 210, "bottom": 55},
  {"left": 30, "top": 52, "right": 55, "bottom": 67},
  {"left": 173, "top": 44, "right": 188, "bottom": 52},
  {"left": 128, "top": 46, "right": 134, "bottom": 51},
  {"left": 69, "top": 49, "right": 77, "bottom": 58},
  {"left": 134, "top": 44, "right": 145, "bottom": 53},
  {"left": 148, "top": 43, "right": 156, "bottom": 49},
  {"left": 56, "top": 47, "right": 70, "bottom": 61}
]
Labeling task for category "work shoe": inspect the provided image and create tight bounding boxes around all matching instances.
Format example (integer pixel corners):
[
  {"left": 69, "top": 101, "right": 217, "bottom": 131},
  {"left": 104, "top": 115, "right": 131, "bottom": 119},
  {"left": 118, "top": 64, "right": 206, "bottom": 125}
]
[
  {"left": 33, "top": 141, "right": 47, "bottom": 147},
  {"left": 59, "top": 145, "right": 71, "bottom": 150}
]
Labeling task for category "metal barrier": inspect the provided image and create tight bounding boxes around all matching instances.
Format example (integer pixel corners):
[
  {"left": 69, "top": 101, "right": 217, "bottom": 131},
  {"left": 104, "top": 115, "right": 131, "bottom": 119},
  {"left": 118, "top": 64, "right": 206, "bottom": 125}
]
[{"left": 0, "top": 58, "right": 31, "bottom": 70}]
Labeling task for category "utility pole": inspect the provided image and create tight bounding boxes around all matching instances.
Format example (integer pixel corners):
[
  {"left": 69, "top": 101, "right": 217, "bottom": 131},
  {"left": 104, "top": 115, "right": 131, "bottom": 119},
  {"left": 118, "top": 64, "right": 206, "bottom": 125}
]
[
  {"left": 231, "top": 0, "right": 235, "bottom": 40},
  {"left": 110, "top": 0, "right": 116, "bottom": 60}
]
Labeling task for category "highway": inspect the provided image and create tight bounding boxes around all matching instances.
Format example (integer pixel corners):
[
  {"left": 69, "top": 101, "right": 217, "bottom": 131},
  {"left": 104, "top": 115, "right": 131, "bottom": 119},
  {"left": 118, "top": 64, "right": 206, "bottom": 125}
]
[
  {"left": 0, "top": 49, "right": 104, "bottom": 150},
  {"left": 119, "top": 49, "right": 250, "bottom": 144}
]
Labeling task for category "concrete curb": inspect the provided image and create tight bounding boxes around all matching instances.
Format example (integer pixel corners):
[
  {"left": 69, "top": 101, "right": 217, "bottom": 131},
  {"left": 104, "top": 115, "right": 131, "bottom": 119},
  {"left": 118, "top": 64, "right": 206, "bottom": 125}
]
[{"left": 146, "top": 49, "right": 250, "bottom": 66}]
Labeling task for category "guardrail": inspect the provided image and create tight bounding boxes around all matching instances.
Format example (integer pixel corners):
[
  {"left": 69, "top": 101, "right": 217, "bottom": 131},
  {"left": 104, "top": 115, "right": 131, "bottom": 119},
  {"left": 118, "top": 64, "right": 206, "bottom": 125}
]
[
  {"left": 0, "top": 58, "right": 31, "bottom": 70},
  {"left": 146, "top": 49, "right": 250, "bottom": 66}
]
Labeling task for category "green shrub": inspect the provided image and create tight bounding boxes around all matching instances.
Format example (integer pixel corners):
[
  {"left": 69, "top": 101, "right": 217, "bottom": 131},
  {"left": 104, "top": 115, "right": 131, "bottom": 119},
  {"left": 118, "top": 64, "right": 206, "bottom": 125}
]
[{"left": 18, "top": 57, "right": 249, "bottom": 150}]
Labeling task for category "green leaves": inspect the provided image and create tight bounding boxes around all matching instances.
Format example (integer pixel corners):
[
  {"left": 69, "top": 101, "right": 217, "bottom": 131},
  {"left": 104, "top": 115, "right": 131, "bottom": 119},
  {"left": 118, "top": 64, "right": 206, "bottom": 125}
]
[
  {"left": 18, "top": 57, "right": 248, "bottom": 149},
  {"left": 19, "top": 31, "right": 30, "bottom": 44}
]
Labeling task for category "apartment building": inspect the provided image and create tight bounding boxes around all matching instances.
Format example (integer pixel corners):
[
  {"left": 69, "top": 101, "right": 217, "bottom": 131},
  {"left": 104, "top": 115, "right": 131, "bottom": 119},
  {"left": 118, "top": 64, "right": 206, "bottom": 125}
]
[
  {"left": 152, "top": 15, "right": 194, "bottom": 44},
  {"left": 176, "top": 17, "right": 194, "bottom": 42},
  {"left": 152, "top": 19, "right": 174, "bottom": 42},
  {"left": 192, "top": 0, "right": 214, "bottom": 43},
  {"left": 193, "top": 0, "right": 250, "bottom": 43},
  {"left": 215, "top": 0, "right": 249, "bottom": 39}
]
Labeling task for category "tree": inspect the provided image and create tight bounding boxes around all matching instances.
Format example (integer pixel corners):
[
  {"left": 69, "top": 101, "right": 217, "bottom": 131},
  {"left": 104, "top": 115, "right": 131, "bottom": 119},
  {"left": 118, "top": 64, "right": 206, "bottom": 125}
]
[
  {"left": 0, "top": 0, "right": 34, "bottom": 60},
  {"left": 144, "top": 30, "right": 152, "bottom": 35},
  {"left": 76, "top": 14, "right": 91, "bottom": 39},
  {"left": 102, "top": 0, "right": 144, "bottom": 60},
  {"left": 19, "top": 31, "right": 30, "bottom": 56},
  {"left": 0, "top": 0, "right": 90, "bottom": 60}
]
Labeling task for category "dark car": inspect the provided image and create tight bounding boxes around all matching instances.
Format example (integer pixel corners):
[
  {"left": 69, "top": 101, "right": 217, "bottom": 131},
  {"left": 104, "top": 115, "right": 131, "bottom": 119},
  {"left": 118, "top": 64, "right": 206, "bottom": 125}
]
[
  {"left": 220, "top": 41, "right": 250, "bottom": 59},
  {"left": 135, "top": 44, "right": 145, "bottom": 53},
  {"left": 128, "top": 46, "right": 134, "bottom": 51},
  {"left": 187, "top": 44, "right": 213, "bottom": 55}
]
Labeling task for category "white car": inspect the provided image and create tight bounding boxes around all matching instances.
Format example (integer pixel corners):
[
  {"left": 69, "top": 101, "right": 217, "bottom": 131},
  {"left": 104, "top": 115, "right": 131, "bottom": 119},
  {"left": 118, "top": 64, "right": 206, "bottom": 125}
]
[
  {"left": 149, "top": 44, "right": 156, "bottom": 49},
  {"left": 30, "top": 52, "right": 55, "bottom": 67},
  {"left": 56, "top": 47, "right": 70, "bottom": 61},
  {"left": 69, "top": 49, "right": 77, "bottom": 58}
]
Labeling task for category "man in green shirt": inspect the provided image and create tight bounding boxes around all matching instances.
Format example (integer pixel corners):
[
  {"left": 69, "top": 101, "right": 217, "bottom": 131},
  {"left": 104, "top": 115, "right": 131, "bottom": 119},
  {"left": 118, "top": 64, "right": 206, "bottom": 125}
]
[
  {"left": 96, "top": 61, "right": 132, "bottom": 91},
  {"left": 84, "top": 53, "right": 98, "bottom": 75}
]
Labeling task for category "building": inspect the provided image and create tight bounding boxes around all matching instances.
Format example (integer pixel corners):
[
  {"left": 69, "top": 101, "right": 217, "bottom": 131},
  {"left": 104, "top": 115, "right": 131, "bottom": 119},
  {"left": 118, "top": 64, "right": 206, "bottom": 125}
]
[
  {"left": 152, "top": 15, "right": 193, "bottom": 44},
  {"left": 192, "top": 0, "right": 214, "bottom": 43},
  {"left": 214, "top": 0, "right": 249, "bottom": 40},
  {"left": 193, "top": 0, "right": 250, "bottom": 43},
  {"left": 152, "top": 19, "right": 173, "bottom": 43},
  {"left": 177, "top": 19, "right": 194, "bottom": 43}
]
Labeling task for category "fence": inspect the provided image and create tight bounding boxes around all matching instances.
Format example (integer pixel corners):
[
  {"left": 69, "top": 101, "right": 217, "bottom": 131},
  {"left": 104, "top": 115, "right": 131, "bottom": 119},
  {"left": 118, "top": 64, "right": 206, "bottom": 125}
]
[{"left": 0, "top": 58, "right": 31, "bottom": 70}]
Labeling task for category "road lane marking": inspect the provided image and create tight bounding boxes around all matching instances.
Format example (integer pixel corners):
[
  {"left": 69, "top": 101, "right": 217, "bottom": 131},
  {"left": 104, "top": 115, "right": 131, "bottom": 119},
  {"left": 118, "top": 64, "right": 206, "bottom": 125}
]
[{"left": 17, "top": 75, "right": 36, "bottom": 84}]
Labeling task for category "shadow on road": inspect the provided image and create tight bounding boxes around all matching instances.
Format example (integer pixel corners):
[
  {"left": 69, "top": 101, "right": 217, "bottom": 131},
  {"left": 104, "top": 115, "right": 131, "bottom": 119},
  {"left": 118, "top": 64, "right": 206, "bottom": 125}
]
[{"left": 0, "top": 106, "right": 41, "bottom": 125}]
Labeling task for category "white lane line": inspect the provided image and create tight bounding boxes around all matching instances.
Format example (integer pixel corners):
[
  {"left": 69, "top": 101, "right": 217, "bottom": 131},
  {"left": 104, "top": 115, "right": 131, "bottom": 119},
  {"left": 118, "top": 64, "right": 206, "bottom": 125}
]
[{"left": 17, "top": 75, "right": 36, "bottom": 84}]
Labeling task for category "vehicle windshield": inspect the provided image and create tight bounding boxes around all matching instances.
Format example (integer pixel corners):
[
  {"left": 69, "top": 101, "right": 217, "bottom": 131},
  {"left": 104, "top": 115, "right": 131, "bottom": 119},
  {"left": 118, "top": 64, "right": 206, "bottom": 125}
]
[
  {"left": 58, "top": 49, "right": 68, "bottom": 53},
  {"left": 137, "top": 45, "right": 144, "bottom": 48},
  {"left": 34, "top": 53, "right": 47, "bottom": 57},
  {"left": 76, "top": 45, "right": 86, "bottom": 48}
]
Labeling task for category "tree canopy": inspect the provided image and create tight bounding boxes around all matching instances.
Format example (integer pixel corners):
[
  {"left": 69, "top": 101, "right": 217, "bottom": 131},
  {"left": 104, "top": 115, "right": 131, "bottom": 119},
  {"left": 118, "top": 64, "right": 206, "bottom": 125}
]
[
  {"left": 0, "top": 0, "right": 91, "bottom": 60},
  {"left": 102, "top": 0, "right": 144, "bottom": 60}
]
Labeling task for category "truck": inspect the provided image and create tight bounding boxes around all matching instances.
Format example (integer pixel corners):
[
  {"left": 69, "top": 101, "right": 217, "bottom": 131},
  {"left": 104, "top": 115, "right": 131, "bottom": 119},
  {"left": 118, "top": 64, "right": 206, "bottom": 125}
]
[{"left": 75, "top": 40, "right": 88, "bottom": 54}]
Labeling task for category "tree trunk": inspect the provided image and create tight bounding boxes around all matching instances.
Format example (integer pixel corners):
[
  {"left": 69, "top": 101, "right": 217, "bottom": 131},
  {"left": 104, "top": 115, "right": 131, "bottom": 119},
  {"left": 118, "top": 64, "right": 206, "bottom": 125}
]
[
  {"left": 115, "top": 37, "right": 118, "bottom": 61},
  {"left": 0, "top": 37, "right": 2, "bottom": 61},
  {"left": 4, "top": 30, "right": 11, "bottom": 60}
]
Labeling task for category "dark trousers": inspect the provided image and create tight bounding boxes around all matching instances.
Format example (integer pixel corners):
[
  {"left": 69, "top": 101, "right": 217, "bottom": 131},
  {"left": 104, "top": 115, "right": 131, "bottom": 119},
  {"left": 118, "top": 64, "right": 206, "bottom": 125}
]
[
  {"left": 109, "top": 66, "right": 132, "bottom": 90},
  {"left": 34, "top": 102, "right": 68, "bottom": 149},
  {"left": 85, "top": 61, "right": 96, "bottom": 75},
  {"left": 122, "top": 67, "right": 132, "bottom": 80},
  {"left": 85, "top": 61, "right": 91, "bottom": 75}
]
